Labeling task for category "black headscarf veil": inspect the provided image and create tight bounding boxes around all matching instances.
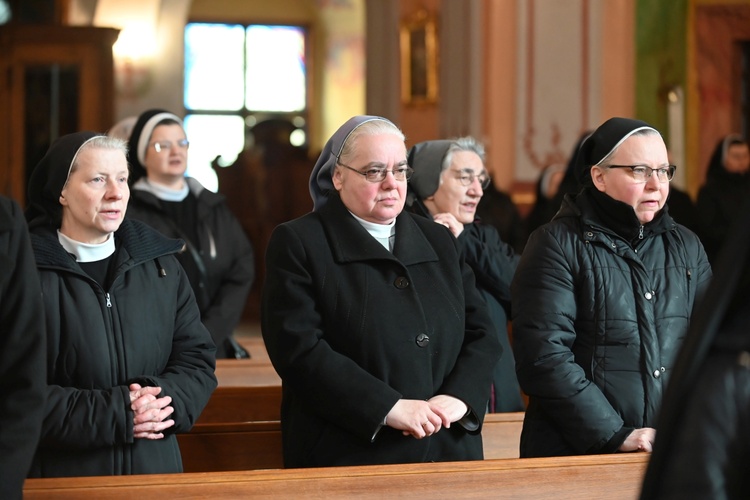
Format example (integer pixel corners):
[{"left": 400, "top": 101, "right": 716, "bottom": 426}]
[
  {"left": 574, "top": 117, "right": 658, "bottom": 187},
  {"left": 639, "top": 198, "right": 750, "bottom": 499},
  {"left": 308, "top": 115, "right": 399, "bottom": 211},
  {"left": 405, "top": 140, "right": 453, "bottom": 217},
  {"left": 554, "top": 130, "right": 592, "bottom": 199},
  {"left": 26, "top": 131, "right": 102, "bottom": 228},
  {"left": 704, "top": 133, "right": 746, "bottom": 182},
  {"left": 126, "top": 109, "right": 183, "bottom": 184}
]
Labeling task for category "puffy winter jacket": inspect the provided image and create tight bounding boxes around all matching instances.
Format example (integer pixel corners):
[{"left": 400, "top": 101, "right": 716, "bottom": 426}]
[
  {"left": 28, "top": 219, "right": 217, "bottom": 477},
  {"left": 511, "top": 188, "right": 711, "bottom": 457}
]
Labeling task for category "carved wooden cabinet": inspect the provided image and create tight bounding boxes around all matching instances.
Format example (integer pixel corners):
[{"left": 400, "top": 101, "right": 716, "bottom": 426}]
[{"left": 0, "top": 24, "right": 118, "bottom": 204}]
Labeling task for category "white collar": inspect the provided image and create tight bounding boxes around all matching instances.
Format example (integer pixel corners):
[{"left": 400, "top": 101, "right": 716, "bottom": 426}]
[
  {"left": 133, "top": 177, "right": 190, "bottom": 201},
  {"left": 57, "top": 231, "right": 116, "bottom": 262},
  {"left": 350, "top": 212, "right": 396, "bottom": 251}
]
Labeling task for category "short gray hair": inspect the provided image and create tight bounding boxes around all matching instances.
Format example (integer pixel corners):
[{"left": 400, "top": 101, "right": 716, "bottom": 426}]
[
  {"left": 441, "top": 136, "right": 486, "bottom": 172},
  {"left": 68, "top": 135, "right": 129, "bottom": 181}
]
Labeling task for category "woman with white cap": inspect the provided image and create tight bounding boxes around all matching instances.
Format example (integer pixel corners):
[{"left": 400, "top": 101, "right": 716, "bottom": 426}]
[
  {"left": 25, "top": 132, "right": 217, "bottom": 477},
  {"left": 261, "top": 116, "right": 500, "bottom": 467},
  {"left": 511, "top": 117, "right": 712, "bottom": 457},
  {"left": 125, "top": 109, "right": 254, "bottom": 359}
]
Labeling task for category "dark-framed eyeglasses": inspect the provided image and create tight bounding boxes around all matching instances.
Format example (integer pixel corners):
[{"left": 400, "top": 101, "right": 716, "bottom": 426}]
[
  {"left": 453, "top": 169, "right": 491, "bottom": 189},
  {"left": 336, "top": 160, "right": 413, "bottom": 182},
  {"left": 152, "top": 139, "right": 190, "bottom": 153},
  {"left": 606, "top": 164, "right": 676, "bottom": 183}
]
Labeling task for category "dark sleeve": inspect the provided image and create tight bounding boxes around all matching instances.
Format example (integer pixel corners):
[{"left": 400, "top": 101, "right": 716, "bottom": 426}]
[
  {"left": 511, "top": 227, "right": 624, "bottom": 453},
  {"left": 458, "top": 224, "right": 520, "bottom": 309},
  {"left": 41, "top": 385, "right": 134, "bottom": 450},
  {"left": 134, "top": 259, "right": 218, "bottom": 433},
  {"left": 0, "top": 199, "right": 46, "bottom": 497},
  {"left": 436, "top": 240, "right": 501, "bottom": 431},
  {"left": 647, "top": 354, "right": 750, "bottom": 499},
  {"left": 695, "top": 185, "right": 726, "bottom": 260},
  {"left": 200, "top": 206, "right": 255, "bottom": 350}
]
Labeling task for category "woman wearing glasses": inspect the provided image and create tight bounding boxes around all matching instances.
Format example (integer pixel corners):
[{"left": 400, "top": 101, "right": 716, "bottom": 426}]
[
  {"left": 25, "top": 132, "right": 216, "bottom": 477},
  {"left": 261, "top": 116, "right": 500, "bottom": 467},
  {"left": 124, "top": 109, "right": 255, "bottom": 359},
  {"left": 405, "top": 137, "right": 524, "bottom": 413},
  {"left": 511, "top": 117, "right": 712, "bottom": 458}
]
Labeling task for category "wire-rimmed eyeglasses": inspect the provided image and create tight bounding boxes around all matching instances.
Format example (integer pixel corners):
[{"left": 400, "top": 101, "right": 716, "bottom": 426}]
[
  {"left": 606, "top": 164, "right": 676, "bottom": 183},
  {"left": 336, "top": 160, "right": 413, "bottom": 182},
  {"left": 453, "top": 169, "right": 491, "bottom": 189},
  {"left": 151, "top": 139, "right": 190, "bottom": 153}
]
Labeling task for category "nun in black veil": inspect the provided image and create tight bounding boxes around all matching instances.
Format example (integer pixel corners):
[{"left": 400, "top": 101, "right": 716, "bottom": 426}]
[
  {"left": 640, "top": 199, "right": 750, "bottom": 500},
  {"left": 511, "top": 117, "right": 712, "bottom": 458}
]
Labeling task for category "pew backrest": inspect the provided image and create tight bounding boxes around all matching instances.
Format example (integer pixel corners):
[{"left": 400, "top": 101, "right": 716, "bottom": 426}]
[{"left": 24, "top": 454, "right": 649, "bottom": 499}]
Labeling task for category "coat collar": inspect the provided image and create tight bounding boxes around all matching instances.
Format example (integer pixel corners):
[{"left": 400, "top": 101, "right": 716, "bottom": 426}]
[
  {"left": 31, "top": 219, "right": 183, "bottom": 271},
  {"left": 319, "top": 194, "right": 439, "bottom": 266}
]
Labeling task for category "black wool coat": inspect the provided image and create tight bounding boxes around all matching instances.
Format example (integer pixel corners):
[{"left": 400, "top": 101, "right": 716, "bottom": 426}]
[
  {"left": 28, "top": 219, "right": 217, "bottom": 477},
  {"left": 0, "top": 197, "right": 46, "bottom": 499},
  {"left": 262, "top": 194, "right": 500, "bottom": 467},
  {"left": 127, "top": 178, "right": 254, "bottom": 358},
  {"left": 512, "top": 189, "right": 712, "bottom": 457},
  {"left": 457, "top": 222, "right": 524, "bottom": 412}
]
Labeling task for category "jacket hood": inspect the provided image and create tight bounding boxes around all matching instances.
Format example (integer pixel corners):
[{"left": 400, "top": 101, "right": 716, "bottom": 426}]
[
  {"left": 126, "top": 109, "right": 183, "bottom": 183},
  {"left": 309, "top": 115, "right": 396, "bottom": 211},
  {"left": 26, "top": 131, "right": 102, "bottom": 229}
]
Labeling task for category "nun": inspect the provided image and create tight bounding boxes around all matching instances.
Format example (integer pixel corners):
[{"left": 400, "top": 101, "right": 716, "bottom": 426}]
[
  {"left": 124, "top": 109, "right": 255, "bottom": 359},
  {"left": 695, "top": 134, "right": 750, "bottom": 264},
  {"left": 510, "top": 117, "right": 712, "bottom": 457},
  {"left": 405, "top": 137, "right": 523, "bottom": 413},
  {"left": 640, "top": 200, "right": 750, "bottom": 499},
  {"left": 25, "top": 132, "right": 217, "bottom": 477},
  {"left": 261, "top": 115, "right": 499, "bottom": 467}
]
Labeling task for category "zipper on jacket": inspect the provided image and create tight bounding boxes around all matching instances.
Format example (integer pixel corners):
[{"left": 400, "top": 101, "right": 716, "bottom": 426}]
[
  {"left": 106, "top": 292, "right": 112, "bottom": 308},
  {"left": 639, "top": 225, "right": 644, "bottom": 239}
]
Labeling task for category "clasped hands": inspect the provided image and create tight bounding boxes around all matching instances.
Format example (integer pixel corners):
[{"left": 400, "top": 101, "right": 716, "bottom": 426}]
[
  {"left": 385, "top": 395, "right": 468, "bottom": 439},
  {"left": 129, "top": 383, "right": 175, "bottom": 440}
]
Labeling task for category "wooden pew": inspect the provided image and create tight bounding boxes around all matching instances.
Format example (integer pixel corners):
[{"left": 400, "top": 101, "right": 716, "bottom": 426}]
[
  {"left": 24, "top": 453, "right": 650, "bottom": 499},
  {"left": 214, "top": 359, "right": 280, "bottom": 387},
  {"left": 178, "top": 407, "right": 522, "bottom": 472}
]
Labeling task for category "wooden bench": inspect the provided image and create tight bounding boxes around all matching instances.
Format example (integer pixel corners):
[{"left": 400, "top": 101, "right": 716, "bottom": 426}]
[
  {"left": 24, "top": 453, "right": 649, "bottom": 499},
  {"left": 214, "top": 359, "right": 280, "bottom": 387}
]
